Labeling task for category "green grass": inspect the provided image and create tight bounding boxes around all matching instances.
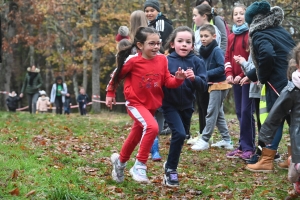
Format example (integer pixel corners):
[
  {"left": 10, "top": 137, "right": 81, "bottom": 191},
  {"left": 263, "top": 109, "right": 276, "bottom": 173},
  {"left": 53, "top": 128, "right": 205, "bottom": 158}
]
[{"left": 0, "top": 111, "right": 293, "bottom": 199}]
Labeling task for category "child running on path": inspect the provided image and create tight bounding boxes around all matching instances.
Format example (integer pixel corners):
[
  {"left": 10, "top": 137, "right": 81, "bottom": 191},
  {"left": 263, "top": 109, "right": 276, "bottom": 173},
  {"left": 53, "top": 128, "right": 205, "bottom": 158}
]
[
  {"left": 106, "top": 27, "right": 186, "bottom": 183},
  {"left": 162, "top": 26, "right": 207, "bottom": 187},
  {"left": 191, "top": 24, "right": 232, "bottom": 151}
]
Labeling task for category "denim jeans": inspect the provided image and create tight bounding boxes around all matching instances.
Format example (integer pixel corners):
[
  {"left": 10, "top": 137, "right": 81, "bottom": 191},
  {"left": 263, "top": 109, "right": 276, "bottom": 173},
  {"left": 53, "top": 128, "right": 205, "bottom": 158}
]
[{"left": 266, "top": 120, "right": 284, "bottom": 150}]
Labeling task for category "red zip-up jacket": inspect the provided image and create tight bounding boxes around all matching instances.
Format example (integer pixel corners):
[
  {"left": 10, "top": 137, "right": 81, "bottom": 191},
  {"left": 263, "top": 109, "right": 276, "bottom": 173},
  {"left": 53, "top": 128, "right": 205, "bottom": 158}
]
[
  {"left": 225, "top": 31, "right": 250, "bottom": 78},
  {"left": 106, "top": 53, "right": 184, "bottom": 111}
]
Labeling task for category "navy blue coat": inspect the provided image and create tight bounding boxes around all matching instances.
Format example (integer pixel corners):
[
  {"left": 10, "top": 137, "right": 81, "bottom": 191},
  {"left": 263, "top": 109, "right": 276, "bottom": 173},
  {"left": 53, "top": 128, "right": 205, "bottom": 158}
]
[
  {"left": 251, "top": 26, "right": 295, "bottom": 111},
  {"left": 199, "top": 46, "right": 226, "bottom": 83}
]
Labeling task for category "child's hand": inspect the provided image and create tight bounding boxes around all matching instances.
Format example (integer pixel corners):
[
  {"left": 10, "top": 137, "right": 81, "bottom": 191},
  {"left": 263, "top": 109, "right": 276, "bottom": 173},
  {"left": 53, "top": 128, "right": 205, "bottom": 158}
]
[
  {"left": 240, "top": 76, "right": 249, "bottom": 86},
  {"left": 186, "top": 68, "right": 195, "bottom": 81},
  {"left": 233, "top": 76, "right": 242, "bottom": 84},
  {"left": 106, "top": 96, "right": 116, "bottom": 110},
  {"left": 20, "top": 93, "right": 23, "bottom": 98},
  {"left": 175, "top": 67, "right": 186, "bottom": 79},
  {"left": 226, "top": 76, "right": 234, "bottom": 84},
  {"left": 233, "top": 55, "right": 246, "bottom": 65}
]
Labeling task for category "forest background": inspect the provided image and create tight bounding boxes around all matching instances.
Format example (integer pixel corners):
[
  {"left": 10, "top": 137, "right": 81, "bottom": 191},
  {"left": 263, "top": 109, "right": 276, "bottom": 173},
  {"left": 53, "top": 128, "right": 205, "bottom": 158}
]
[{"left": 0, "top": 0, "right": 299, "bottom": 113}]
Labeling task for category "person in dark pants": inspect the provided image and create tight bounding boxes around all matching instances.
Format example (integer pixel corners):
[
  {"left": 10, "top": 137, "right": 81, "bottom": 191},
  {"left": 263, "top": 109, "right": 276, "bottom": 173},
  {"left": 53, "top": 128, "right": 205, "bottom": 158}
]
[
  {"left": 20, "top": 65, "right": 43, "bottom": 114},
  {"left": 50, "top": 76, "right": 68, "bottom": 114},
  {"left": 77, "top": 88, "right": 89, "bottom": 115},
  {"left": 64, "top": 93, "right": 71, "bottom": 115}
]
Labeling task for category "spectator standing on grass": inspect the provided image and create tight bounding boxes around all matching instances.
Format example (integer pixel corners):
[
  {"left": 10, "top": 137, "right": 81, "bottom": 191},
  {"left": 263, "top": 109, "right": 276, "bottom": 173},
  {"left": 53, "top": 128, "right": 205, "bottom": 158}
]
[
  {"left": 162, "top": 26, "right": 207, "bottom": 187},
  {"left": 144, "top": 0, "right": 173, "bottom": 50},
  {"left": 187, "top": 3, "right": 221, "bottom": 145},
  {"left": 36, "top": 90, "right": 50, "bottom": 114},
  {"left": 50, "top": 76, "right": 68, "bottom": 115},
  {"left": 144, "top": 0, "right": 174, "bottom": 160},
  {"left": 6, "top": 91, "right": 21, "bottom": 112},
  {"left": 106, "top": 27, "right": 186, "bottom": 184},
  {"left": 195, "top": 0, "right": 228, "bottom": 53},
  {"left": 77, "top": 88, "right": 89, "bottom": 116},
  {"left": 244, "top": 44, "right": 300, "bottom": 199},
  {"left": 244, "top": 0, "right": 295, "bottom": 172},
  {"left": 191, "top": 24, "right": 232, "bottom": 151},
  {"left": 224, "top": 3, "right": 256, "bottom": 161},
  {"left": 64, "top": 93, "right": 72, "bottom": 115},
  {"left": 20, "top": 65, "right": 43, "bottom": 114}
]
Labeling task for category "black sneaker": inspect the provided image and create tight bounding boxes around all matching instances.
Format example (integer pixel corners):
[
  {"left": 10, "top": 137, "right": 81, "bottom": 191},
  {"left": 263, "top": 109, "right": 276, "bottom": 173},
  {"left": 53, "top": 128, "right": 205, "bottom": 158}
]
[
  {"left": 246, "top": 154, "right": 260, "bottom": 164},
  {"left": 274, "top": 152, "right": 281, "bottom": 162},
  {"left": 163, "top": 170, "right": 179, "bottom": 187}
]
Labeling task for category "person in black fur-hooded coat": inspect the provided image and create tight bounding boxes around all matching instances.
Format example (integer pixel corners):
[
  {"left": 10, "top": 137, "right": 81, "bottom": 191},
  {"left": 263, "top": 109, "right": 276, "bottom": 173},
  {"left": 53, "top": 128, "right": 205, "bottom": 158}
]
[{"left": 244, "top": 0, "right": 295, "bottom": 173}]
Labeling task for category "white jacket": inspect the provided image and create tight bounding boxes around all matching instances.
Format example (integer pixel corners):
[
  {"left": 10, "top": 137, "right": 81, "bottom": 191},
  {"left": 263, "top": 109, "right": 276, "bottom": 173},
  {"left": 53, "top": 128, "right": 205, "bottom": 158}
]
[{"left": 50, "top": 83, "right": 68, "bottom": 103}]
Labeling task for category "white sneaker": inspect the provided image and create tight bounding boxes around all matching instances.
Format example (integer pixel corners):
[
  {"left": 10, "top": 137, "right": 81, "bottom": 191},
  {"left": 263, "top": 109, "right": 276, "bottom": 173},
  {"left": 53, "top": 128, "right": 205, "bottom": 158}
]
[
  {"left": 187, "top": 136, "right": 200, "bottom": 145},
  {"left": 111, "top": 153, "right": 126, "bottom": 183},
  {"left": 191, "top": 138, "right": 209, "bottom": 151},
  {"left": 129, "top": 160, "right": 149, "bottom": 183},
  {"left": 211, "top": 140, "right": 234, "bottom": 149}
]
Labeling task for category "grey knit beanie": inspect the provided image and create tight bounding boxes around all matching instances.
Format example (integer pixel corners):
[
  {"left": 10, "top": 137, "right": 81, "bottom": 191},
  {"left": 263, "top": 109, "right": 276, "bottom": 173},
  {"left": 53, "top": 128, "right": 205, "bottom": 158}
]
[
  {"left": 118, "top": 26, "right": 129, "bottom": 37},
  {"left": 144, "top": 0, "right": 160, "bottom": 12}
]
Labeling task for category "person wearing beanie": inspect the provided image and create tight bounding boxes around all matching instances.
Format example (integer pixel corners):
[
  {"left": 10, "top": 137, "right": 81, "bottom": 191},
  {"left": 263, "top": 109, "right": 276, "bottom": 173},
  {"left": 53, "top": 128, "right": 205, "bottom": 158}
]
[
  {"left": 244, "top": 1, "right": 295, "bottom": 173},
  {"left": 144, "top": 0, "right": 174, "bottom": 162},
  {"left": 144, "top": 0, "right": 173, "bottom": 49},
  {"left": 115, "top": 26, "right": 130, "bottom": 42},
  {"left": 36, "top": 90, "right": 50, "bottom": 114}
]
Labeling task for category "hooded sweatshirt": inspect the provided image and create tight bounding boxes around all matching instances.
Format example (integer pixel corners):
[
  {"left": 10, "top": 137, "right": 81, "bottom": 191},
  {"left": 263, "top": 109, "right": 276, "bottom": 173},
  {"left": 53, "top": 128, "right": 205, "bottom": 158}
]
[
  {"left": 162, "top": 52, "right": 208, "bottom": 110},
  {"left": 148, "top": 14, "right": 173, "bottom": 47}
]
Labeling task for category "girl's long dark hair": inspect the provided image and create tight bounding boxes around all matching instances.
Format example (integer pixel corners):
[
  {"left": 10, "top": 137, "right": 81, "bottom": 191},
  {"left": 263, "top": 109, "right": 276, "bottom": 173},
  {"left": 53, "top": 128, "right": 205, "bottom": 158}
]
[
  {"left": 164, "top": 26, "right": 195, "bottom": 54},
  {"left": 112, "top": 27, "right": 159, "bottom": 88}
]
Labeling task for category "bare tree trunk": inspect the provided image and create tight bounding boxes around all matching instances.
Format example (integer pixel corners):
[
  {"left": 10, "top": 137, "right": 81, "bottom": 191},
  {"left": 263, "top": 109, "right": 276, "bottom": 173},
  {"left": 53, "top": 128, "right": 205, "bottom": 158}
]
[
  {"left": 29, "top": 46, "right": 35, "bottom": 66},
  {"left": 45, "top": 60, "right": 51, "bottom": 95},
  {"left": 91, "top": 0, "right": 101, "bottom": 113},
  {"left": 82, "top": 28, "right": 88, "bottom": 91},
  {"left": 72, "top": 69, "right": 79, "bottom": 100}
]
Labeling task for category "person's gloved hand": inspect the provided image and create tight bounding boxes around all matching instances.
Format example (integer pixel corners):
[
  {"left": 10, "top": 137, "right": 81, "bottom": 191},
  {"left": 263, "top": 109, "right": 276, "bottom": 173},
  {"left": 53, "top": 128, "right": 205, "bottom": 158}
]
[{"left": 36, "top": 111, "right": 38, "bottom": 114}]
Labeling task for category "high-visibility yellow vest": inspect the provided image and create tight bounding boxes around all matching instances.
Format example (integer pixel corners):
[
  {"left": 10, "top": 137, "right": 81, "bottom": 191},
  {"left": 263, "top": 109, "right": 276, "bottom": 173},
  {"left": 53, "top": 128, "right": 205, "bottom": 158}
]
[{"left": 260, "top": 84, "right": 268, "bottom": 124}]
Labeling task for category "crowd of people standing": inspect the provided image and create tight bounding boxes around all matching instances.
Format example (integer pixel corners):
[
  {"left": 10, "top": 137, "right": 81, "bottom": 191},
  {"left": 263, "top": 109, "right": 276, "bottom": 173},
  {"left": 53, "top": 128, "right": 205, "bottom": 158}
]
[
  {"left": 105, "top": 0, "right": 299, "bottom": 197},
  {"left": 4, "top": 0, "right": 299, "bottom": 197}
]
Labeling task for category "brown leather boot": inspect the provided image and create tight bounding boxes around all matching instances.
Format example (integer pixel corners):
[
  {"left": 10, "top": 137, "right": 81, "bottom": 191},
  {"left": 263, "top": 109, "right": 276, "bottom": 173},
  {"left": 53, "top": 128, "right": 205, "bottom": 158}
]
[
  {"left": 245, "top": 148, "right": 276, "bottom": 172},
  {"left": 278, "top": 145, "right": 292, "bottom": 170}
]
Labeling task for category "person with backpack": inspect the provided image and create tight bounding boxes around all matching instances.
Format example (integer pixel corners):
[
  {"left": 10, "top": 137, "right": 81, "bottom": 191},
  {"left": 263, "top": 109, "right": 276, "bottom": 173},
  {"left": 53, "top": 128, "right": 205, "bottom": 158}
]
[{"left": 195, "top": 0, "right": 229, "bottom": 53}]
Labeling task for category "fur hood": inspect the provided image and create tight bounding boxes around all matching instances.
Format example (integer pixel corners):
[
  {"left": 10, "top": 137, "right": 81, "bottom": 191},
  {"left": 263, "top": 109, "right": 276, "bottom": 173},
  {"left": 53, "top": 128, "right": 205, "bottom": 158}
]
[
  {"left": 27, "top": 67, "right": 40, "bottom": 73},
  {"left": 249, "top": 6, "right": 284, "bottom": 71},
  {"left": 249, "top": 6, "right": 284, "bottom": 37}
]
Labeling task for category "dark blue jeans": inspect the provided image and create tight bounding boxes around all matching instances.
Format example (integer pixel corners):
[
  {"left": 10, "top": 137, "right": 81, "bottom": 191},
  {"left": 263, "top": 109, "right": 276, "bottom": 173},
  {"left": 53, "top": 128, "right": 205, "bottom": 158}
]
[{"left": 162, "top": 104, "right": 193, "bottom": 170}]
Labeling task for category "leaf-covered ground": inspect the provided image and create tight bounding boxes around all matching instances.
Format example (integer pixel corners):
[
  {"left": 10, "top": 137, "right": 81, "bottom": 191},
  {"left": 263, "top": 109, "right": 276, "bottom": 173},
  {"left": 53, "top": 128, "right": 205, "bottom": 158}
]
[{"left": 0, "top": 111, "right": 295, "bottom": 199}]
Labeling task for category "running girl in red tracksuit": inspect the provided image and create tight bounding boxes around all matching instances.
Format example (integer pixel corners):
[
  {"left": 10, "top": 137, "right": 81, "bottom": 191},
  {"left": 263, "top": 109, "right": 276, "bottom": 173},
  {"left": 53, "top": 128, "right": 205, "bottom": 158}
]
[{"left": 106, "top": 27, "right": 186, "bottom": 183}]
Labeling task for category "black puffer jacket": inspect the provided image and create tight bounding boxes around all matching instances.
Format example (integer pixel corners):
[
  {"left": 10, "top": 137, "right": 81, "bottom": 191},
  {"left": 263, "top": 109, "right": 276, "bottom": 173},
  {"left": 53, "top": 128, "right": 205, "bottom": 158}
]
[{"left": 6, "top": 96, "right": 21, "bottom": 110}]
